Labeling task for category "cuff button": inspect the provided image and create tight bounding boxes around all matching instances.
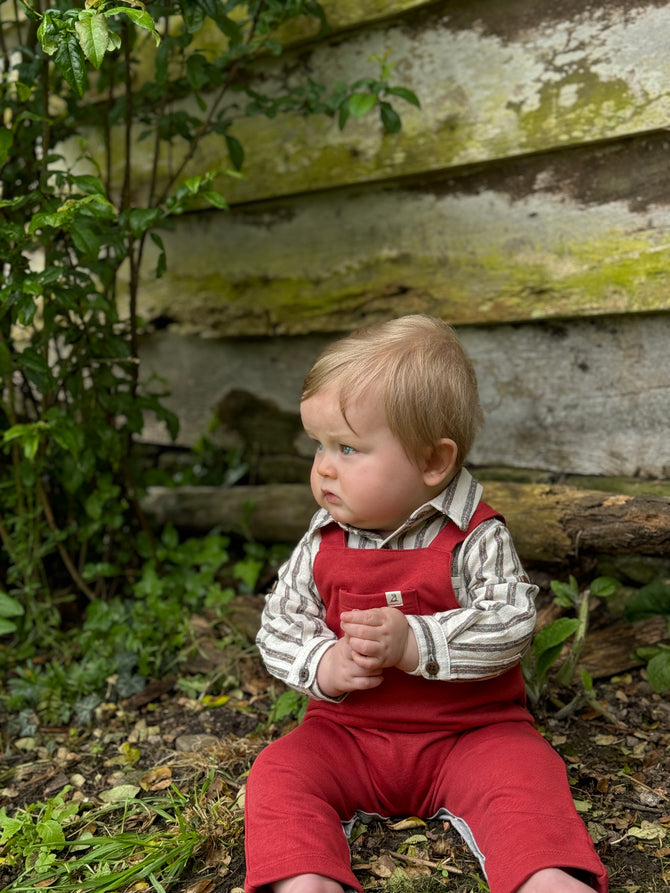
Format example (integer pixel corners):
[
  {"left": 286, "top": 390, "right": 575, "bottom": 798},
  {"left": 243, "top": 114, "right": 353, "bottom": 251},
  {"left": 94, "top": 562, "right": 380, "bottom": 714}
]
[{"left": 425, "top": 660, "right": 440, "bottom": 676}]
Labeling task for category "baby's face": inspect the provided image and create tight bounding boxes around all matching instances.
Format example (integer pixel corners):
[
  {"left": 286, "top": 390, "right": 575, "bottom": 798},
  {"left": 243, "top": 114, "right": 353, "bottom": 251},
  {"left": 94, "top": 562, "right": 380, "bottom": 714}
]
[{"left": 300, "top": 383, "right": 437, "bottom": 536}]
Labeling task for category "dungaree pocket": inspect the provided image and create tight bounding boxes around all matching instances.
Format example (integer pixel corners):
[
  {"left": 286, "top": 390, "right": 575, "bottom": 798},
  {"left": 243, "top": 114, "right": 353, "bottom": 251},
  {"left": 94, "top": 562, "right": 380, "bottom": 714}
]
[{"left": 339, "top": 588, "right": 420, "bottom": 614}]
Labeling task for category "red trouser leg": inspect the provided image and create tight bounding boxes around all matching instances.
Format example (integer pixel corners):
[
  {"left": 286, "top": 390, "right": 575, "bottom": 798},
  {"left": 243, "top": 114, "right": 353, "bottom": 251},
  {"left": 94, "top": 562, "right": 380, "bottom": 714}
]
[
  {"left": 425, "top": 722, "right": 608, "bottom": 893},
  {"left": 244, "top": 718, "right": 375, "bottom": 893},
  {"left": 244, "top": 717, "right": 608, "bottom": 893}
]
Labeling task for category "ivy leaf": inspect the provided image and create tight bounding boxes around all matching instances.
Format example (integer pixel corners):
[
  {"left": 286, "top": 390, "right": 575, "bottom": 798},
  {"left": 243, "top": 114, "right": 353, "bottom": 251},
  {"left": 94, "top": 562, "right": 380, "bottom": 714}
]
[{"left": 75, "top": 12, "right": 110, "bottom": 69}]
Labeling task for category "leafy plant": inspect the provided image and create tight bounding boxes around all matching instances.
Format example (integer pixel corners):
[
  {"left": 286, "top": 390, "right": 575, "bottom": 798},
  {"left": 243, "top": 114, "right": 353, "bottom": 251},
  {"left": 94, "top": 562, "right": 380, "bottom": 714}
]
[
  {"left": 267, "top": 687, "right": 308, "bottom": 726},
  {"left": 1, "top": 0, "right": 418, "bottom": 657},
  {"left": 626, "top": 578, "right": 670, "bottom": 692},
  {"left": 0, "top": 780, "right": 243, "bottom": 892},
  {"left": 523, "top": 574, "right": 620, "bottom": 713},
  {"left": 1, "top": 527, "right": 276, "bottom": 725}
]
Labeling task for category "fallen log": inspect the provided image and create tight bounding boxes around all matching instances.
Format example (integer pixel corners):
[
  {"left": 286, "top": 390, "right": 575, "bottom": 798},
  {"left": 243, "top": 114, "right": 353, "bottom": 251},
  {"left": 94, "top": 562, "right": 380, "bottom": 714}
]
[{"left": 142, "top": 481, "right": 670, "bottom": 564}]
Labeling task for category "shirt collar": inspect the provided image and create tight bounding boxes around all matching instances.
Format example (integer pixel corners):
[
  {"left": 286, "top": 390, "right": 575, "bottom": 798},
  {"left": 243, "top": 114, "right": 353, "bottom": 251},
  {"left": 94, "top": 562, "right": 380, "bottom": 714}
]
[{"left": 309, "top": 467, "right": 483, "bottom": 543}]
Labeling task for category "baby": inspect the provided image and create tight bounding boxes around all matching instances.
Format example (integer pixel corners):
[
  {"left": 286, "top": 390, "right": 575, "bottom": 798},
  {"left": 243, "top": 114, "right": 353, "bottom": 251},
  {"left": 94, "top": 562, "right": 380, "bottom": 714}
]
[{"left": 244, "top": 315, "right": 608, "bottom": 893}]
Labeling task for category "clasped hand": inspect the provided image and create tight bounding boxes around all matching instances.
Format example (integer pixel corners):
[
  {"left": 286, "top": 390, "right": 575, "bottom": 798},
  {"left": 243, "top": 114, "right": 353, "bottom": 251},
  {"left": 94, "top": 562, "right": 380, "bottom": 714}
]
[{"left": 316, "top": 607, "right": 419, "bottom": 699}]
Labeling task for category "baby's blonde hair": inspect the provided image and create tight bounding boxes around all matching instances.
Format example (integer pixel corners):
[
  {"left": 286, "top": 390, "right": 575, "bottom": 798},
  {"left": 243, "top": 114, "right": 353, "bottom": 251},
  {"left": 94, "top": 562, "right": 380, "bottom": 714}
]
[{"left": 301, "top": 315, "right": 482, "bottom": 470}]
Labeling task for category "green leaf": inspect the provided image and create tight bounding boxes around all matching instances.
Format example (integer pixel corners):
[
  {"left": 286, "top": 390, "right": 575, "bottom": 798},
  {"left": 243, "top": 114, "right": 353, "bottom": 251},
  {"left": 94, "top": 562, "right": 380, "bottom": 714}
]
[
  {"left": 105, "top": 8, "right": 161, "bottom": 45},
  {"left": 533, "top": 617, "right": 580, "bottom": 658},
  {"left": 0, "top": 342, "right": 11, "bottom": 380},
  {"left": 590, "top": 576, "right": 619, "bottom": 598},
  {"left": 193, "top": 0, "right": 242, "bottom": 42},
  {"left": 75, "top": 12, "right": 110, "bottom": 69},
  {"left": 535, "top": 642, "right": 564, "bottom": 682},
  {"left": 37, "top": 16, "right": 59, "bottom": 55},
  {"left": 625, "top": 579, "right": 670, "bottom": 621},
  {"left": 71, "top": 224, "right": 100, "bottom": 259},
  {"left": 54, "top": 35, "right": 88, "bottom": 97},
  {"left": 29, "top": 210, "right": 62, "bottom": 233},
  {"left": 646, "top": 651, "right": 670, "bottom": 692},
  {"left": 186, "top": 53, "right": 209, "bottom": 90},
  {"left": 127, "top": 207, "right": 162, "bottom": 237},
  {"left": 151, "top": 232, "right": 167, "bottom": 278},
  {"left": 203, "top": 190, "right": 228, "bottom": 210},
  {"left": 17, "top": 348, "right": 53, "bottom": 391},
  {"left": 0, "top": 619, "right": 19, "bottom": 636},
  {"left": 70, "top": 174, "right": 107, "bottom": 197},
  {"left": 0, "top": 592, "right": 25, "bottom": 619},
  {"left": 225, "top": 134, "right": 244, "bottom": 171},
  {"left": 0, "top": 127, "right": 13, "bottom": 166},
  {"left": 348, "top": 92, "right": 377, "bottom": 118},
  {"left": 386, "top": 86, "right": 421, "bottom": 108},
  {"left": 0, "top": 814, "right": 24, "bottom": 845},
  {"left": 580, "top": 668, "right": 594, "bottom": 692},
  {"left": 380, "top": 102, "right": 401, "bottom": 133},
  {"left": 550, "top": 575, "right": 579, "bottom": 607},
  {"left": 37, "top": 819, "right": 66, "bottom": 848}
]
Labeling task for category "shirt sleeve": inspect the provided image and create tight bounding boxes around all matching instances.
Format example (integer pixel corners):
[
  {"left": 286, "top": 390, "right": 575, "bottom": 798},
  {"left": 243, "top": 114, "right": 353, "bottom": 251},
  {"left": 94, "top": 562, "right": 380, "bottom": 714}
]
[
  {"left": 255, "top": 525, "right": 342, "bottom": 700},
  {"left": 405, "top": 517, "right": 537, "bottom": 681}
]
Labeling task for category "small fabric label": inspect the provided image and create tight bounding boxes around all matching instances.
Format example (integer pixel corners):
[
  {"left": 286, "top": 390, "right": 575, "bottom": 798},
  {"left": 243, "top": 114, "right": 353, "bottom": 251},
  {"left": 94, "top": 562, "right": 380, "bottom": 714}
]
[{"left": 385, "top": 590, "right": 403, "bottom": 606}]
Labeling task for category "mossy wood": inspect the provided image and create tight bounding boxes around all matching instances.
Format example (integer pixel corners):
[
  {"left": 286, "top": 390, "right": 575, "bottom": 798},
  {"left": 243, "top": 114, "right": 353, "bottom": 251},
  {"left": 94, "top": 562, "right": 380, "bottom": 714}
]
[
  {"left": 137, "top": 133, "right": 670, "bottom": 335},
  {"left": 115, "top": 0, "right": 670, "bottom": 207},
  {"left": 142, "top": 481, "right": 670, "bottom": 564},
  {"left": 122, "top": 0, "right": 670, "bottom": 483},
  {"left": 117, "top": 0, "right": 670, "bottom": 334}
]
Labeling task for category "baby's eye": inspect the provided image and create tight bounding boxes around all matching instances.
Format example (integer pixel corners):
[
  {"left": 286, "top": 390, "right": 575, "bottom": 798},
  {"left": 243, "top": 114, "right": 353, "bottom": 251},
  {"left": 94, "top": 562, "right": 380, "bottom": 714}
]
[{"left": 340, "top": 444, "right": 357, "bottom": 455}]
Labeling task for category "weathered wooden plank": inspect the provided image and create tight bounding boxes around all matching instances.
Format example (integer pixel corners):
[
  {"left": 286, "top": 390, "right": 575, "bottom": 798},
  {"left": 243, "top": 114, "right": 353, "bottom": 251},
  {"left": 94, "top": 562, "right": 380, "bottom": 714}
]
[
  {"left": 189, "top": 0, "right": 433, "bottom": 51},
  {"left": 110, "top": 0, "right": 670, "bottom": 207},
  {"left": 135, "top": 133, "right": 670, "bottom": 333},
  {"left": 139, "top": 313, "right": 670, "bottom": 478},
  {"left": 141, "top": 481, "right": 670, "bottom": 564}
]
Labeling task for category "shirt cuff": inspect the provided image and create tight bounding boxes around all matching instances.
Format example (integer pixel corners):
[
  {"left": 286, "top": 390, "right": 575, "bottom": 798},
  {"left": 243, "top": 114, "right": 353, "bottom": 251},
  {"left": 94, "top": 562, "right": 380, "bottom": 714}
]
[
  {"left": 287, "top": 638, "right": 346, "bottom": 702},
  {"left": 405, "top": 615, "right": 450, "bottom": 680}
]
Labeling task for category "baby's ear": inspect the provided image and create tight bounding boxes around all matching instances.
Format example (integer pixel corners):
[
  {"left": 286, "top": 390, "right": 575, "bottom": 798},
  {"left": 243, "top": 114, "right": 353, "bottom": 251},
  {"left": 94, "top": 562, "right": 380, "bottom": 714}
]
[{"left": 422, "top": 438, "right": 458, "bottom": 487}]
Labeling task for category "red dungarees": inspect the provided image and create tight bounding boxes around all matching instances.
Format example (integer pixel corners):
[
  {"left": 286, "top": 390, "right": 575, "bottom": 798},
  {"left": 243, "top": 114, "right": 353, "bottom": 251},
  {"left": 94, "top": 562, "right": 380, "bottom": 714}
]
[{"left": 244, "top": 508, "right": 608, "bottom": 893}]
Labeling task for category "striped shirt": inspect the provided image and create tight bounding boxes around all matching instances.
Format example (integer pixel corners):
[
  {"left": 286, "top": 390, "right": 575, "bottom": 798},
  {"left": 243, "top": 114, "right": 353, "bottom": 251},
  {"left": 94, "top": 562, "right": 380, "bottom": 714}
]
[{"left": 257, "top": 467, "right": 537, "bottom": 700}]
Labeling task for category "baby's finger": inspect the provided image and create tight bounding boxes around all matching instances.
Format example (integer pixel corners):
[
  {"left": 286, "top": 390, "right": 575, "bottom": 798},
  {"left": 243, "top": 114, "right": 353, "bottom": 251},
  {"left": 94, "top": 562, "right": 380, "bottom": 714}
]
[{"left": 340, "top": 608, "right": 383, "bottom": 627}]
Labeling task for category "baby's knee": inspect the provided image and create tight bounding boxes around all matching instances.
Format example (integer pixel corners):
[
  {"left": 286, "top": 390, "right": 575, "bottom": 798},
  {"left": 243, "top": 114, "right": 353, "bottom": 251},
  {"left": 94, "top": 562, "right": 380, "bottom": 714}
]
[{"left": 272, "top": 875, "right": 344, "bottom": 893}]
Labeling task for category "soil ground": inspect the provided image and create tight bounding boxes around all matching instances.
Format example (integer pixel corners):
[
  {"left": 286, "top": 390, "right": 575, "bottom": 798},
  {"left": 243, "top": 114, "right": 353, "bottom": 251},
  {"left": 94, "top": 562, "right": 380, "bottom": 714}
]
[{"left": 1, "top": 594, "right": 669, "bottom": 893}]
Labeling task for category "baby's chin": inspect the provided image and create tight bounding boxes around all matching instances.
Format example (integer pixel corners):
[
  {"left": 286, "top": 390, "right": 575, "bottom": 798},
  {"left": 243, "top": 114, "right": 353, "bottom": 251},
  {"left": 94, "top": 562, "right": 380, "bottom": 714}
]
[{"left": 326, "top": 506, "right": 394, "bottom": 535}]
